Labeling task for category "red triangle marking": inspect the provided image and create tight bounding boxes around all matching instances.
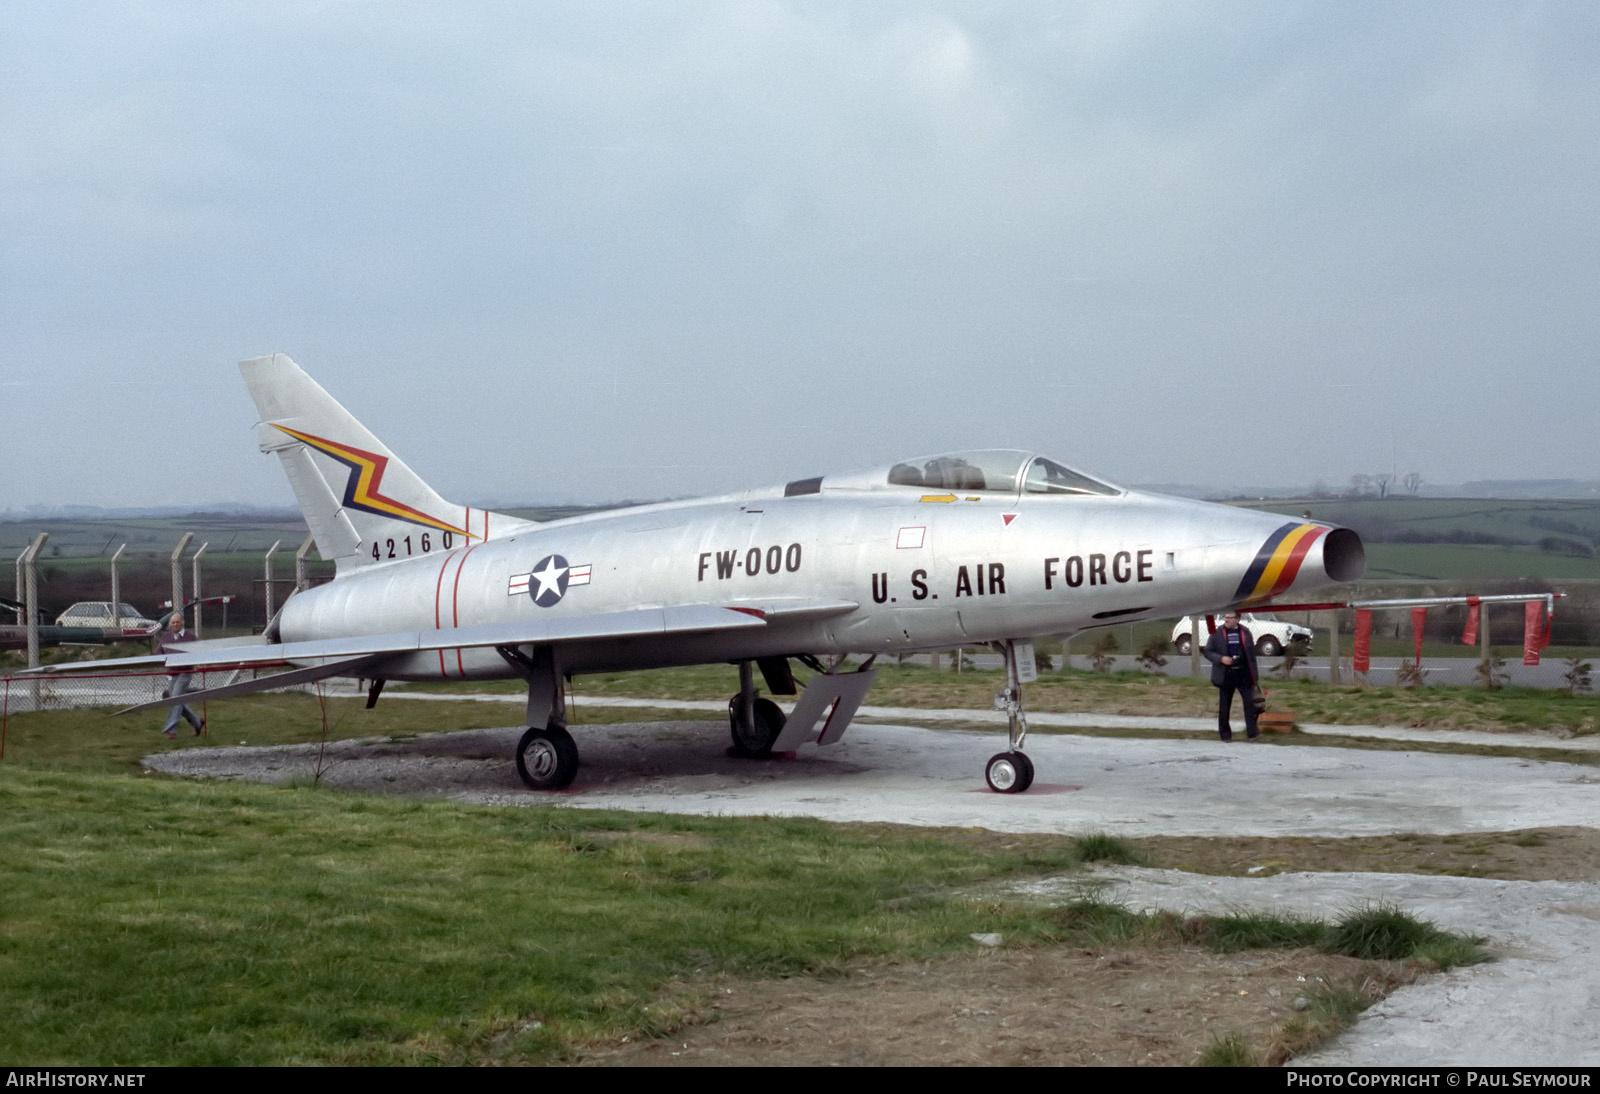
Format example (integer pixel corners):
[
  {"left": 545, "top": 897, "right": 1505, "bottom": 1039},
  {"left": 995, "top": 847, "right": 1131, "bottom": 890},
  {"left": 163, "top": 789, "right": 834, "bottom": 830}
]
[{"left": 1002, "top": 513, "right": 1017, "bottom": 526}]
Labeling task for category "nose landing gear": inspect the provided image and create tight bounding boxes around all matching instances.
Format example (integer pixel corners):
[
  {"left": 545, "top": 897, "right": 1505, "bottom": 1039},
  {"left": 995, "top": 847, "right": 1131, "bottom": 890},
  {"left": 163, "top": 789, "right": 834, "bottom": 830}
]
[{"left": 985, "top": 639, "right": 1036, "bottom": 793}]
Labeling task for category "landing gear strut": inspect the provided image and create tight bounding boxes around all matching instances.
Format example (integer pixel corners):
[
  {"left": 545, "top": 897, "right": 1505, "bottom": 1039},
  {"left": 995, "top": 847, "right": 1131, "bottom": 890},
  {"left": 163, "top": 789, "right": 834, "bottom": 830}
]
[
  {"left": 729, "top": 659, "right": 786, "bottom": 757},
  {"left": 985, "top": 640, "right": 1035, "bottom": 793}
]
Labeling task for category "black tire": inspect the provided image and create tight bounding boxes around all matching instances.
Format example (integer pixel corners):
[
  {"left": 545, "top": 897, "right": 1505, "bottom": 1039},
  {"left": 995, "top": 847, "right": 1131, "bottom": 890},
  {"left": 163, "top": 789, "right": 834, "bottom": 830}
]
[
  {"left": 1013, "top": 751, "right": 1035, "bottom": 792},
  {"left": 1174, "top": 634, "right": 1192, "bottom": 656},
  {"left": 985, "top": 751, "right": 1032, "bottom": 794},
  {"left": 729, "top": 695, "right": 785, "bottom": 757},
  {"left": 1256, "top": 635, "right": 1282, "bottom": 657},
  {"left": 516, "top": 722, "right": 579, "bottom": 790}
]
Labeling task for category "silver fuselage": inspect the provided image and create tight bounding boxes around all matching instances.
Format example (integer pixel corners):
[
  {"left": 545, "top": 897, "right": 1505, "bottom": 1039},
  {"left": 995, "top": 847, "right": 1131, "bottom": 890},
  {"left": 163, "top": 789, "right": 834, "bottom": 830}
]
[{"left": 279, "top": 482, "right": 1360, "bottom": 681}]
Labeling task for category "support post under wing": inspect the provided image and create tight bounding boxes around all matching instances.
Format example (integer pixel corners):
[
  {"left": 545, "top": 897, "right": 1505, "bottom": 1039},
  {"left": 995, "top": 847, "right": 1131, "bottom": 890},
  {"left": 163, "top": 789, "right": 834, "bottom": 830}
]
[{"left": 771, "top": 667, "right": 880, "bottom": 751}]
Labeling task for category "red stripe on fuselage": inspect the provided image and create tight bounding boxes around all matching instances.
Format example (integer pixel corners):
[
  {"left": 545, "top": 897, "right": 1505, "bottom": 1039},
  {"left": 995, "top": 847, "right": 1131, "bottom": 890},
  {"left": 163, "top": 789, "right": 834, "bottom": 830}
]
[
  {"left": 433, "top": 552, "right": 455, "bottom": 677},
  {"left": 451, "top": 544, "right": 480, "bottom": 676}
]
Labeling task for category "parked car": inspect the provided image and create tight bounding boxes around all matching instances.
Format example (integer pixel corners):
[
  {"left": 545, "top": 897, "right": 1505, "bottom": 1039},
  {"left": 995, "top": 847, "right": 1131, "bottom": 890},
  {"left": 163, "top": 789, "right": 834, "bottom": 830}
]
[
  {"left": 1170, "top": 612, "right": 1313, "bottom": 657},
  {"left": 54, "top": 601, "right": 159, "bottom": 637}
]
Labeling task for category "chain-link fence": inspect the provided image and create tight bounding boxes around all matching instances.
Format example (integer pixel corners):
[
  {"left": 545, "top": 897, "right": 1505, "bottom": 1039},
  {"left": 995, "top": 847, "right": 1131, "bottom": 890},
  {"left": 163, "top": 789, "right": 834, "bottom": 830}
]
[
  {"left": 0, "top": 667, "right": 304, "bottom": 715},
  {"left": 889, "top": 640, "right": 1595, "bottom": 693}
]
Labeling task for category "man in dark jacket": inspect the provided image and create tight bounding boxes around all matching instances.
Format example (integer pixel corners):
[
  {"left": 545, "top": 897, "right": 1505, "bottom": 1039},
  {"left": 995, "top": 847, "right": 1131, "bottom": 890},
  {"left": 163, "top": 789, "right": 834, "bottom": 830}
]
[{"left": 1203, "top": 610, "right": 1259, "bottom": 741}]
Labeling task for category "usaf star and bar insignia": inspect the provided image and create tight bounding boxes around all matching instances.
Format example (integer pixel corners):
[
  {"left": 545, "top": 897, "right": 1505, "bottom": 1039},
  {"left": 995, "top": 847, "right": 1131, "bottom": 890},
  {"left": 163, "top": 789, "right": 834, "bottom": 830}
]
[{"left": 508, "top": 555, "right": 592, "bottom": 608}]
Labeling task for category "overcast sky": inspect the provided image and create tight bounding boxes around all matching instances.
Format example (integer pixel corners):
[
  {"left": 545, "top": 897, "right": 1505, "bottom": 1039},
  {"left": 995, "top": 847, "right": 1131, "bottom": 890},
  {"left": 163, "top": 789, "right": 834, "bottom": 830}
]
[{"left": 4, "top": 1, "right": 1597, "bottom": 511}]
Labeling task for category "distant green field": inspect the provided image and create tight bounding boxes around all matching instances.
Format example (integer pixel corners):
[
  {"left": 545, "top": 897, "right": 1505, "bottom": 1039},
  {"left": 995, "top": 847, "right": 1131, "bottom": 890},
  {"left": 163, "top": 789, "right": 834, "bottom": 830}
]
[
  {"left": 1247, "top": 496, "right": 1600, "bottom": 540},
  {"left": 1236, "top": 497, "right": 1600, "bottom": 582},
  {"left": 1361, "top": 543, "right": 1600, "bottom": 581}
]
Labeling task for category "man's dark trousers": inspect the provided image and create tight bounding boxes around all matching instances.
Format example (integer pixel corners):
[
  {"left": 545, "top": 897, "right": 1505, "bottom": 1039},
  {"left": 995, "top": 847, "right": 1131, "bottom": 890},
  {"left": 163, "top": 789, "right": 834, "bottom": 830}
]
[{"left": 1218, "top": 672, "right": 1258, "bottom": 741}]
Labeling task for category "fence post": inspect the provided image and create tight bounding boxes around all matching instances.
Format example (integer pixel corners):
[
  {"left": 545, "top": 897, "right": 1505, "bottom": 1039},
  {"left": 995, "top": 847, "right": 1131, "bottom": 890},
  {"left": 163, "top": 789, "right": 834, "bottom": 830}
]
[
  {"left": 295, "top": 536, "right": 314, "bottom": 591},
  {"left": 169, "top": 533, "right": 193, "bottom": 623},
  {"left": 109, "top": 544, "right": 126, "bottom": 632},
  {"left": 12, "top": 549, "right": 24, "bottom": 625},
  {"left": 1328, "top": 611, "right": 1342, "bottom": 685},
  {"left": 191, "top": 542, "right": 209, "bottom": 638},
  {"left": 263, "top": 540, "right": 281, "bottom": 626},
  {"left": 22, "top": 533, "right": 47, "bottom": 708},
  {"left": 1480, "top": 603, "right": 1493, "bottom": 688},
  {"left": 1189, "top": 617, "right": 1201, "bottom": 678}
]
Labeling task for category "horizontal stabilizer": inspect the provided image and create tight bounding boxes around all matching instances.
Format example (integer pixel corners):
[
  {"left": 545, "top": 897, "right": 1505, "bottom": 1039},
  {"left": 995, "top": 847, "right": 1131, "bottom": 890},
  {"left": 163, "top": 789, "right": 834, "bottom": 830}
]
[{"left": 20, "top": 634, "right": 286, "bottom": 676}]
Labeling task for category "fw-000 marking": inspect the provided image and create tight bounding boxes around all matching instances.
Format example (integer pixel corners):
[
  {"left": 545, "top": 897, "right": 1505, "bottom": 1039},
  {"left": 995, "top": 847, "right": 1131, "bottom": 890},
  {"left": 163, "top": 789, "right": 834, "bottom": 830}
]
[{"left": 42, "top": 356, "right": 1365, "bottom": 794}]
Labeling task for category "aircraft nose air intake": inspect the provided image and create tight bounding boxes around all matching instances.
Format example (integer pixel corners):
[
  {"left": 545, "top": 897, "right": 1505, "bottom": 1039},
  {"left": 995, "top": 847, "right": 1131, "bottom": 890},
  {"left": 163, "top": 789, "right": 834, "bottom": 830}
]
[{"left": 1321, "top": 527, "right": 1366, "bottom": 582}]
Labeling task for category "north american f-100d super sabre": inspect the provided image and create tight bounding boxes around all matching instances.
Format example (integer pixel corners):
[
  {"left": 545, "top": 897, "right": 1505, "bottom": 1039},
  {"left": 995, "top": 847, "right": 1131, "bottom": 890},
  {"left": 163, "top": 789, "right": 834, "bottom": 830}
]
[{"left": 46, "top": 354, "right": 1366, "bottom": 792}]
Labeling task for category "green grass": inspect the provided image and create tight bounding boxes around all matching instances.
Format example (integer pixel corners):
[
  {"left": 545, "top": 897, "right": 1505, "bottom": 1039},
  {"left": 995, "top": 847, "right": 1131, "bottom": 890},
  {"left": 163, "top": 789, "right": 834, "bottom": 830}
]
[
  {"left": 2, "top": 768, "right": 1482, "bottom": 1066},
  {"left": 0, "top": 693, "right": 529, "bottom": 774},
  {"left": 0, "top": 702, "right": 1493, "bottom": 1065},
  {"left": 1070, "top": 832, "right": 1147, "bottom": 866},
  {"left": 1324, "top": 904, "right": 1489, "bottom": 968},
  {"left": 0, "top": 767, "right": 1089, "bottom": 1065},
  {"left": 1197, "top": 911, "right": 1327, "bottom": 952},
  {"left": 1274, "top": 979, "right": 1394, "bottom": 1063},
  {"left": 1199, "top": 1032, "right": 1259, "bottom": 1067},
  {"left": 1185, "top": 905, "right": 1489, "bottom": 969}
]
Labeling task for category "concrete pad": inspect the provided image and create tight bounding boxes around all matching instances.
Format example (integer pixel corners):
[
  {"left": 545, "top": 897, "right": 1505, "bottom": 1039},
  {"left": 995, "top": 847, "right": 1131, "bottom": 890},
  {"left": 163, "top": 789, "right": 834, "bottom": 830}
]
[
  {"left": 549, "top": 721, "right": 1600, "bottom": 838},
  {"left": 392, "top": 690, "right": 1600, "bottom": 753}
]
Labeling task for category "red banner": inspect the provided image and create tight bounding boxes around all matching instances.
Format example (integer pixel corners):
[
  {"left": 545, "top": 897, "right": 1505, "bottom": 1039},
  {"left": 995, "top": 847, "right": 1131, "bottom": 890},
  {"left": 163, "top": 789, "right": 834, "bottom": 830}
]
[
  {"left": 1524, "top": 601, "right": 1544, "bottom": 666},
  {"left": 1461, "top": 597, "right": 1480, "bottom": 646},
  {"left": 1411, "top": 607, "right": 1427, "bottom": 665},
  {"left": 1353, "top": 609, "right": 1372, "bottom": 674}
]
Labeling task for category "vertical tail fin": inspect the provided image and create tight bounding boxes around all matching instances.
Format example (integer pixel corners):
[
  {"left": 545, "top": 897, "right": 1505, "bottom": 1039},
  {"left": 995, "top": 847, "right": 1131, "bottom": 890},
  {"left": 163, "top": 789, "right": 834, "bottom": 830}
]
[{"left": 239, "top": 354, "right": 531, "bottom": 572}]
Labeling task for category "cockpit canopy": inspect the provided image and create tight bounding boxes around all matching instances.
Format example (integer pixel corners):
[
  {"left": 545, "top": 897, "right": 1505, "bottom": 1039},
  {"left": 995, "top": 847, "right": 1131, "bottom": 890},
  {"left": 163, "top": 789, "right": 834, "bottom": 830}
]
[{"left": 791, "top": 449, "right": 1123, "bottom": 498}]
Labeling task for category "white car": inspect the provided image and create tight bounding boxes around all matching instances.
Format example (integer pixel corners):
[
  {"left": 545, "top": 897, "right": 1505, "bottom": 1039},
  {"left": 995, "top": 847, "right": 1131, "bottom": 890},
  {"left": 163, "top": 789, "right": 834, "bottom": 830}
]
[
  {"left": 1170, "top": 613, "right": 1313, "bottom": 657},
  {"left": 54, "top": 601, "right": 159, "bottom": 637}
]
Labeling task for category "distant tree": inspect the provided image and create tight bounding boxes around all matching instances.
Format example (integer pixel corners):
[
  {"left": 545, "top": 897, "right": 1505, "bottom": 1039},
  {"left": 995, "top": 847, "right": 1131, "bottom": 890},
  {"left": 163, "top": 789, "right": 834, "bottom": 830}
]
[
  {"left": 1349, "top": 473, "right": 1373, "bottom": 497},
  {"left": 1403, "top": 472, "right": 1423, "bottom": 495},
  {"left": 1373, "top": 471, "right": 1394, "bottom": 499}
]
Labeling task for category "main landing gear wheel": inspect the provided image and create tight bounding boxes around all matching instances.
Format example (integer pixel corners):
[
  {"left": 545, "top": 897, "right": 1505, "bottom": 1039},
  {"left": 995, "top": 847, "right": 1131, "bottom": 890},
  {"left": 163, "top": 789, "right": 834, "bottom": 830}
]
[
  {"left": 985, "top": 751, "right": 1035, "bottom": 794},
  {"left": 729, "top": 695, "right": 786, "bottom": 758},
  {"left": 516, "top": 722, "right": 579, "bottom": 790}
]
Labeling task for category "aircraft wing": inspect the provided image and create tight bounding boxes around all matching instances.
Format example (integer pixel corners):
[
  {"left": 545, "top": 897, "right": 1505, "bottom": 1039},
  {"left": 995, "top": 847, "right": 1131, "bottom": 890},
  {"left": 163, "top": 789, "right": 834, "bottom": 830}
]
[
  {"left": 26, "top": 601, "right": 855, "bottom": 677},
  {"left": 162, "top": 604, "right": 782, "bottom": 669},
  {"left": 111, "top": 655, "right": 392, "bottom": 715}
]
